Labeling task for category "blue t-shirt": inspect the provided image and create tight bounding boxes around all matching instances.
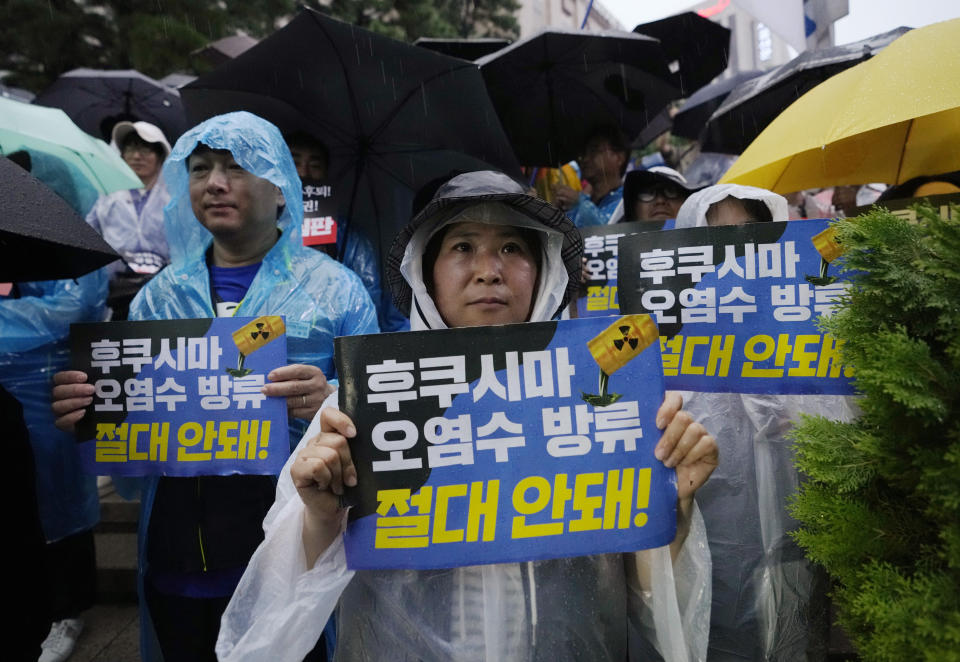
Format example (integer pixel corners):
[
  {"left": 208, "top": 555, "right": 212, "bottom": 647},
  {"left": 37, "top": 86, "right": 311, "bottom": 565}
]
[{"left": 209, "top": 261, "right": 261, "bottom": 317}]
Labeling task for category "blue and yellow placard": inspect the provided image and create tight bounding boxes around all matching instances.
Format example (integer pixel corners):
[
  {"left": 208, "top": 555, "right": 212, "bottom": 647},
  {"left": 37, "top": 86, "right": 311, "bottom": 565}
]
[
  {"left": 618, "top": 218, "right": 854, "bottom": 395},
  {"left": 335, "top": 315, "right": 675, "bottom": 570},
  {"left": 576, "top": 219, "right": 674, "bottom": 318},
  {"left": 70, "top": 316, "right": 289, "bottom": 477}
]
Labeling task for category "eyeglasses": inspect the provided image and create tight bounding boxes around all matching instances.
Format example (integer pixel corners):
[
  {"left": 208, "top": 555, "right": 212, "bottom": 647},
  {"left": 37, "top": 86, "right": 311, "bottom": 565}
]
[
  {"left": 122, "top": 144, "right": 156, "bottom": 156},
  {"left": 637, "top": 185, "right": 684, "bottom": 202}
]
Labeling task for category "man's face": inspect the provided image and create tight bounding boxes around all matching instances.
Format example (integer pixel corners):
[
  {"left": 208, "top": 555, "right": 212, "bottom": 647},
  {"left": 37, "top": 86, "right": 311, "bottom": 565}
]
[
  {"left": 431, "top": 221, "right": 539, "bottom": 328},
  {"left": 579, "top": 139, "right": 623, "bottom": 184},
  {"left": 188, "top": 148, "right": 282, "bottom": 240},
  {"left": 633, "top": 181, "right": 687, "bottom": 221},
  {"left": 122, "top": 139, "right": 162, "bottom": 185},
  {"left": 289, "top": 142, "right": 328, "bottom": 181}
]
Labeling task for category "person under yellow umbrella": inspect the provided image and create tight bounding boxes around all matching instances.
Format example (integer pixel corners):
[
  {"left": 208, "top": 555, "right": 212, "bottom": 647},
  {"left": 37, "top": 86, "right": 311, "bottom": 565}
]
[{"left": 719, "top": 18, "right": 960, "bottom": 193}]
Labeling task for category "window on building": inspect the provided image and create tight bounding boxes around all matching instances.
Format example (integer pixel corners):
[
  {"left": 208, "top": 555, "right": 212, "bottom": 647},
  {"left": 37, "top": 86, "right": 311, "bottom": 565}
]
[{"left": 756, "top": 22, "right": 773, "bottom": 62}]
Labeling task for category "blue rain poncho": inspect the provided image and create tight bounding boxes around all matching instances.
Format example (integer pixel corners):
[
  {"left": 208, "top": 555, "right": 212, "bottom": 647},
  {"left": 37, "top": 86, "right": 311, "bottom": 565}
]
[
  {"left": 0, "top": 149, "right": 106, "bottom": 542},
  {"left": 567, "top": 184, "right": 624, "bottom": 228},
  {"left": 336, "top": 228, "right": 408, "bottom": 332},
  {"left": 120, "top": 111, "right": 378, "bottom": 661}
]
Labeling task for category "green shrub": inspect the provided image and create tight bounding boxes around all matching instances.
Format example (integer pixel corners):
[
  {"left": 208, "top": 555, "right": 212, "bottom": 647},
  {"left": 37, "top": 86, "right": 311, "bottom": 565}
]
[{"left": 790, "top": 205, "right": 960, "bottom": 661}]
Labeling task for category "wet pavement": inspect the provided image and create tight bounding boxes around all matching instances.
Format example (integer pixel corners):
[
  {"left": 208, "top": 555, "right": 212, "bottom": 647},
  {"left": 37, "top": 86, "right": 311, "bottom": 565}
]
[
  {"left": 70, "top": 603, "right": 139, "bottom": 662},
  {"left": 68, "top": 483, "right": 140, "bottom": 662}
]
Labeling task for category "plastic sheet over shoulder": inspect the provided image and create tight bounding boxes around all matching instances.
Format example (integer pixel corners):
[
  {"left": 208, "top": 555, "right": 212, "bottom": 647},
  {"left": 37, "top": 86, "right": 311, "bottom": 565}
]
[
  {"left": 682, "top": 391, "right": 858, "bottom": 661},
  {"left": 219, "top": 399, "right": 713, "bottom": 662}
]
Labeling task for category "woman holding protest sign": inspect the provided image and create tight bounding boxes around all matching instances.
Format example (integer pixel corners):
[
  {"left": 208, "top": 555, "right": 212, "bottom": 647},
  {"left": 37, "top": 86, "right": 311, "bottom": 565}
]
[
  {"left": 671, "top": 183, "right": 859, "bottom": 660},
  {"left": 218, "top": 171, "right": 718, "bottom": 662}
]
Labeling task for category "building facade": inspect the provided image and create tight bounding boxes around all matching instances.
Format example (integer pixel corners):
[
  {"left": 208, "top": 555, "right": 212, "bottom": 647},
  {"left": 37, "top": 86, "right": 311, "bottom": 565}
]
[{"left": 516, "top": 0, "right": 624, "bottom": 36}]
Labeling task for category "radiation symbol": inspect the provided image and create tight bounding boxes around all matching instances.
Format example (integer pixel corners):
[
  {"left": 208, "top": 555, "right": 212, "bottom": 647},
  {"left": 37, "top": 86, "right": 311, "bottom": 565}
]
[
  {"left": 250, "top": 322, "right": 271, "bottom": 342},
  {"left": 612, "top": 326, "right": 640, "bottom": 352}
]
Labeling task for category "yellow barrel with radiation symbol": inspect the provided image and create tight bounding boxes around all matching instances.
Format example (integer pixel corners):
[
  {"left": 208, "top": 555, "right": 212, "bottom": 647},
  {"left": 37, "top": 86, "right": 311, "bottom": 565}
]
[
  {"left": 587, "top": 314, "right": 659, "bottom": 376},
  {"left": 232, "top": 316, "right": 286, "bottom": 356},
  {"left": 811, "top": 226, "right": 844, "bottom": 263}
]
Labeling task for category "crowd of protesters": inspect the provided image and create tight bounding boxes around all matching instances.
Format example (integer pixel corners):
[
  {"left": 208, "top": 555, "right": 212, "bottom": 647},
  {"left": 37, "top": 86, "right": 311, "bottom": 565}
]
[{"left": 3, "top": 18, "right": 959, "bottom": 662}]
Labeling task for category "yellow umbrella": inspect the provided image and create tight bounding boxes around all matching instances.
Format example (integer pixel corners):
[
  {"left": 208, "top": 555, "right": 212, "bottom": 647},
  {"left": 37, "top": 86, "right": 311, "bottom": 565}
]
[{"left": 719, "top": 18, "right": 960, "bottom": 193}]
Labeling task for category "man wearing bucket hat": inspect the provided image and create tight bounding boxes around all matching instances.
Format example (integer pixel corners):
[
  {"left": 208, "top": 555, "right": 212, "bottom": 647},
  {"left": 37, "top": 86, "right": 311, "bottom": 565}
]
[
  {"left": 217, "top": 170, "right": 718, "bottom": 662},
  {"left": 86, "top": 121, "right": 172, "bottom": 319},
  {"left": 622, "top": 166, "right": 699, "bottom": 224}
]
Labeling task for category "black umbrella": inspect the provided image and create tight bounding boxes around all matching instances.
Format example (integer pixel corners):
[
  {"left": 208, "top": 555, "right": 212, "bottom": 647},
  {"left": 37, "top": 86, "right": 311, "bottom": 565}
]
[
  {"left": 414, "top": 37, "right": 511, "bottom": 61},
  {"left": 703, "top": 26, "right": 910, "bottom": 154},
  {"left": 182, "top": 8, "right": 521, "bottom": 260},
  {"left": 33, "top": 68, "right": 187, "bottom": 142},
  {"left": 478, "top": 29, "right": 680, "bottom": 166},
  {"left": 634, "top": 11, "right": 732, "bottom": 96},
  {"left": 671, "top": 69, "right": 763, "bottom": 141},
  {"left": 0, "top": 156, "right": 119, "bottom": 282}
]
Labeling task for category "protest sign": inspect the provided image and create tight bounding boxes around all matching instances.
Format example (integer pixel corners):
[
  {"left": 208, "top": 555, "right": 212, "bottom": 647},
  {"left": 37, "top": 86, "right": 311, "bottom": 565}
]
[
  {"left": 618, "top": 219, "right": 853, "bottom": 395},
  {"left": 575, "top": 220, "right": 674, "bottom": 318},
  {"left": 335, "top": 315, "right": 676, "bottom": 570},
  {"left": 71, "top": 316, "right": 289, "bottom": 477},
  {"left": 300, "top": 178, "right": 338, "bottom": 251},
  {"left": 855, "top": 192, "right": 960, "bottom": 223}
]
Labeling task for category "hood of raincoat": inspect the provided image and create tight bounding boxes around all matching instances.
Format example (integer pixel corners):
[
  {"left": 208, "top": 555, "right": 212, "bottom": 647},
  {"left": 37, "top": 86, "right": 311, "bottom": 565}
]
[
  {"left": 675, "top": 183, "right": 788, "bottom": 229},
  {"left": 160, "top": 111, "right": 304, "bottom": 265},
  {"left": 385, "top": 170, "right": 583, "bottom": 330}
]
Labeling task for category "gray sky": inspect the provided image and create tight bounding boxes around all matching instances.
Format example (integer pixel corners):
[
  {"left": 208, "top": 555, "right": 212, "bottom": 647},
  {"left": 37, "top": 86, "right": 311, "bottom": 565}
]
[{"left": 602, "top": 0, "right": 959, "bottom": 45}]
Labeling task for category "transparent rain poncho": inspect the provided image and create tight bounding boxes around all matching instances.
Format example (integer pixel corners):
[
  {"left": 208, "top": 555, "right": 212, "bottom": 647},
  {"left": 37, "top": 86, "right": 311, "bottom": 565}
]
[
  {"left": 85, "top": 122, "right": 172, "bottom": 276},
  {"left": 674, "top": 184, "right": 789, "bottom": 230},
  {"left": 118, "top": 111, "right": 378, "bottom": 661},
  {"left": 85, "top": 178, "right": 171, "bottom": 276},
  {"left": 676, "top": 184, "right": 856, "bottom": 660},
  {"left": 218, "top": 173, "right": 713, "bottom": 662}
]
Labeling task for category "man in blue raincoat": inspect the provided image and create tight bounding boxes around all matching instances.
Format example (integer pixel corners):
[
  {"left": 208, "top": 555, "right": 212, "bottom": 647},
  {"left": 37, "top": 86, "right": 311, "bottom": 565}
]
[
  {"left": 53, "top": 111, "right": 378, "bottom": 661},
  {"left": 287, "top": 132, "right": 408, "bottom": 332},
  {"left": 551, "top": 125, "right": 630, "bottom": 228},
  {"left": 0, "top": 149, "right": 106, "bottom": 662}
]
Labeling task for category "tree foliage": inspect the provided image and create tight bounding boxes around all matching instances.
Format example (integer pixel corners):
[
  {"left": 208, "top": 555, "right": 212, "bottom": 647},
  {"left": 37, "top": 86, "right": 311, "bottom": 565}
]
[
  {"left": 1, "top": 0, "right": 294, "bottom": 91},
  {"left": 1, "top": 0, "right": 519, "bottom": 93},
  {"left": 790, "top": 205, "right": 960, "bottom": 661},
  {"left": 313, "top": 0, "right": 520, "bottom": 42}
]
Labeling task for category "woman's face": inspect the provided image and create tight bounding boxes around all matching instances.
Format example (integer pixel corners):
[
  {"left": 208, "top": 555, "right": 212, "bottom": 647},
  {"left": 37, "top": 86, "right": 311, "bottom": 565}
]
[
  {"left": 706, "top": 198, "right": 751, "bottom": 226},
  {"left": 431, "top": 221, "right": 539, "bottom": 328},
  {"left": 122, "top": 138, "right": 163, "bottom": 186}
]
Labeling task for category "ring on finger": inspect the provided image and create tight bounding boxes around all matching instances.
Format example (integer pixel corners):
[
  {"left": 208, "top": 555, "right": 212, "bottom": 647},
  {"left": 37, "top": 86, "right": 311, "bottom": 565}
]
[{"left": 301, "top": 394, "right": 307, "bottom": 408}]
